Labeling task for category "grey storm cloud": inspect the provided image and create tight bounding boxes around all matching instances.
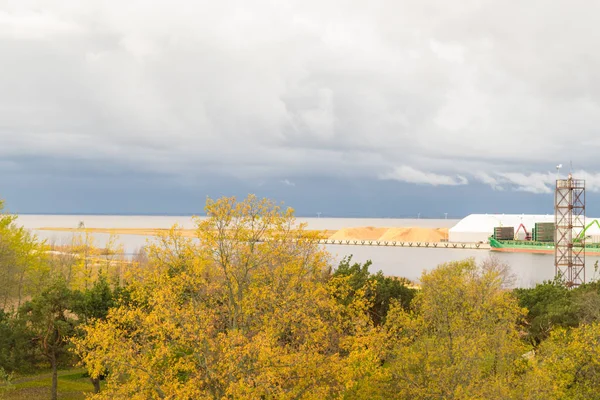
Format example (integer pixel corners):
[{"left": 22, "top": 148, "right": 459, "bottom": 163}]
[{"left": 2, "top": 0, "right": 600, "bottom": 191}]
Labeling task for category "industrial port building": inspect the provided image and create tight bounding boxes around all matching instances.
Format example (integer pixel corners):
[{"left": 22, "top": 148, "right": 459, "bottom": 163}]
[{"left": 449, "top": 214, "right": 600, "bottom": 243}]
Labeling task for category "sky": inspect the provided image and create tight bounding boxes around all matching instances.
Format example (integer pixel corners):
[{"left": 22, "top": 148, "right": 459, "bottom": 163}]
[{"left": 1, "top": 0, "right": 600, "bottom": 217}]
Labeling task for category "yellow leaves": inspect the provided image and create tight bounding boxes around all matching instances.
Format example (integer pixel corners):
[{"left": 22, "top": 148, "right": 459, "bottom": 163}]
[
  {"left": 48, "top": 229, "right": 130, "bottom": 293},
  {"left": 516, "top": 322, "right": 600, "bottom": 400},
  {"left": 197, "top": 194, "right": 290, "bottom": 243},
  {"left": 0, "top": 208, "right": 50, "bottom": 308},
  {"left": 76, "top": 196, "right": 576, "bottom": 399},
  {"left": 383, "top": 258, "right": 530, "bottom": 399},
  {"left": 73, "top": 195, "right": 384, "bottom": 399},
  {"left": 192, "top": 194, "right": 331, "bottom": 334}
]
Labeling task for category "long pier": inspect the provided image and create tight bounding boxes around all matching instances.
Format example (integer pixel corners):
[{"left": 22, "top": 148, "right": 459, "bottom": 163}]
[{"left": 315, "top": 239, "right": 490, "bottom": 249}]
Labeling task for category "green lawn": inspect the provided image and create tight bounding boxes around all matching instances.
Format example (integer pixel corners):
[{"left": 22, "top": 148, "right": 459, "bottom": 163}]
[{"left": 3, "top": 369, "right": 96, "bottom": 400}]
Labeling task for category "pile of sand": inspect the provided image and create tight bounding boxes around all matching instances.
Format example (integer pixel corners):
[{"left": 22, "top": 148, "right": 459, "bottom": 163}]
[
  {"left": 328, "top": 227, "right": 389, "bottom": 241},
  {"left": 378, "top": 227, "right": 448, "bottom": 242},
  {"left": 327, "top": 227, "right": 448, "bottom": 242}
]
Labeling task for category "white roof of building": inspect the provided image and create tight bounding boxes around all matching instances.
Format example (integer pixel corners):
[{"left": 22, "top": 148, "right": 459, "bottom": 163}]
[{"left": 449, "top": 214, "right": 555, "bottom": 233}]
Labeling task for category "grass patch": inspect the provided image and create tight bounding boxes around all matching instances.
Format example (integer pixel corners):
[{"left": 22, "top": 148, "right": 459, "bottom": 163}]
[{"left": 4, "top": 368, "right": 96, "bottom": 400}]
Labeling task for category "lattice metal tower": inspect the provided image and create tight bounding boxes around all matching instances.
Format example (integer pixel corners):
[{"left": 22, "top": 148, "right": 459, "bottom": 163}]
[{"left": 555, "top": 174, "right": 586, "bottom": 287}]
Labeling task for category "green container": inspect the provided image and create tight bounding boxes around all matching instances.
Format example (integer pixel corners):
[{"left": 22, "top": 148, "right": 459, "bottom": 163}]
[
  {"left": 494, "top": 226, "right": 514, "bottom": 240},
  {"left": 534, "top": 222, "right": 554, "bottom": 231},
  {"left": 533, "top": 222, "right": 554, "bottom": 242}
]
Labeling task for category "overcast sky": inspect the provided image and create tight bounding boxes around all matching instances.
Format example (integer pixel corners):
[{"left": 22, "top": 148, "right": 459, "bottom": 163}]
[{"left": 1, "top": 0, "right": 599, "bottom": 216}]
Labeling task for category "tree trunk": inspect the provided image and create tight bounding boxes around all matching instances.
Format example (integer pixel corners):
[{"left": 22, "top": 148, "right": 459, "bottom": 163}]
[
  {"left": 51, "top": 353, "right": 58, "bottom": 400},
  {"left": 91, "top": 377, "right": 101, "bottom": 393},
  {"left": 17, "top": 267, "right": 26, "bottom": 309}
]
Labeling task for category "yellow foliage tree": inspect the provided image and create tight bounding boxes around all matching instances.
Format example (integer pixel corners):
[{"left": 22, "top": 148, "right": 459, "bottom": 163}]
[
  {"left": 383, "top": 258, "right": 529, "bottom": 399},
  {"left": 0, "top": 201, "right": 50, "bottom": 310},
  {"left": 518, "top": 322, "right": 600, "bottom": 400},
  {"left": 74, "top": 195, "right": 384, "bottom": 399},
  {"left": 51, "top": 230, "right": 126, "bottom": 291}
]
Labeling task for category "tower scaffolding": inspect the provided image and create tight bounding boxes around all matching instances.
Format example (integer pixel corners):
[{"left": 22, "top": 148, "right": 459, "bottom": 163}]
[{"left": 554, "top": 173, "right": 585, "bottom": 287}]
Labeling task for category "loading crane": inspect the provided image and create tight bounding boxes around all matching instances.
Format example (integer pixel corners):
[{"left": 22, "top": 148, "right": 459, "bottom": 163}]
[
  {"left": 514, "top": 223, "right": 532, "bottom": 241},
  {"left": 574, "top": 220, "right": 600, "bottom": 243}
]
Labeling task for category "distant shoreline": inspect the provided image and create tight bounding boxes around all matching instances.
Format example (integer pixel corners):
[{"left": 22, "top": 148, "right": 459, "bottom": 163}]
[
  {"left": 37, "top": 226, "right": 450, "bottom": 242},
  {"left": 13, "top": 212, "right": 463, "bottom": 219}
]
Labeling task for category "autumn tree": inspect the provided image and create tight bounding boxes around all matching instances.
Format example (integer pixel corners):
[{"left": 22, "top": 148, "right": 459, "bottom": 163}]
[
  {"left": 0, "top": 308, "right": 39, "bottom": 374},
  {"left": 0, "top": 366, "right": 14, "bottom": 397},
  {"left": 74, "top": 195, "right": 384, "bottom": 399},
  {"left": 332, "top": 255, "right": 415, "bottom": 325},
  {"left": 0, "top": 201, "right": 49, "bottom": 310},
  {"left": 69, "top": 274, "right": 118, "bottom": 393},
  {"left": 18, "top": 277, "right": 78, "bottom": 400},
  {"left": 73, "top": 273, "right": 116, "bottom": 325},
  {"left": 46, "top": 229, "right": 129, "bottom": 294},
  {"left": 573, "top": 281, "right": 600, "bottom": 324},
  {"left": 383, "top": 258, "right": 529, "bottom": 399},
  {"left": 517, "top": 322, "right": 600, "bottom": 400},
  {"left": 514, "top": 278, "right": 579, "bottom": 345}
]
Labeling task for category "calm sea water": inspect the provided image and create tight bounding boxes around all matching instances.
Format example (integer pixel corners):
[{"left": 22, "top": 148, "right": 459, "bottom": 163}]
[{"left": 15, "top": 215, "right": 600, "bottom": 288}]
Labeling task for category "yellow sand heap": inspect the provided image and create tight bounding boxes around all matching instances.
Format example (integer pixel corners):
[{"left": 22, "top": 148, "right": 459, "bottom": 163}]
[
  {"left": 328, "top": 227, "right": 389, "bottom": 241},
  {"left": 328, "top": 227, "right": 448, "bottom": 242},
  {"left": 377, "top": 227, "right": 448, "bottom": 242}
]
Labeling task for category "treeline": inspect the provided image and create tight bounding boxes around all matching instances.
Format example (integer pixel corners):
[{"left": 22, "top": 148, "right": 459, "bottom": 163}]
[
  {"left": 0, "top": 200, "right": 132, "bottom": 399},
  {"left": 1, "top": 195, "right": 600, "bottom": 399}
]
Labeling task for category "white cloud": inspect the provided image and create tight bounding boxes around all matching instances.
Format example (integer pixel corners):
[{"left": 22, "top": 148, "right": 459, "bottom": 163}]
[
  {"left": 380, "top": 166, "right": 468, "bottom": 186},
  {"left": 0, "top": 10, "right": 83, "bottom": 40},
  {"left": 469, "top": 170, "right": 600, "bottom": 194},
  {"left": 2, "top": 0, "right": 600, "bottom": 187},
  {"left": 280, "top": 179, "right": 295, "bottom": 186},
  {"left": 473, "top": 172, "right": 504, "bottom": 191},
  {"left": 572, "top": 171, "right": 600, "bottom": 192},
  {"left": 378, "top": 167, "right": 600, "bottom": 194},
  {"left": 429, "top": 39, "right": 465, "bottom": 64},
  {"left": 496, "top": 172, "right": 555, "bottom": 194}
]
